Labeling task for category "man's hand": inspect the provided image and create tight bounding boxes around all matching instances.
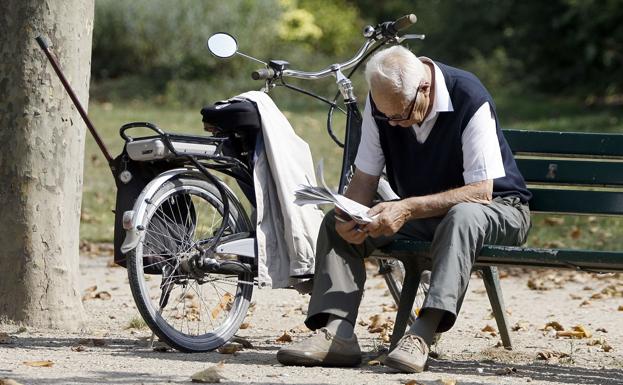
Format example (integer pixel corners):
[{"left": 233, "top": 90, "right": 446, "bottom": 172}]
[
  {"left": 365, "top": 200, "right": 411, "bottom": 237},
  {"left": 334, "top": 209, "right": 368, "bottom": 245}
]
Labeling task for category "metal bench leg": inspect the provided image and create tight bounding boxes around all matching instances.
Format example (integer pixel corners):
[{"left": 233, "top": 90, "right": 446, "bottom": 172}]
[
  {"left": 481, "top": 266, "right": 512, "bottom": 349},
  {"left": 390, "top": 261, "right": 421, "bottom": 351}
]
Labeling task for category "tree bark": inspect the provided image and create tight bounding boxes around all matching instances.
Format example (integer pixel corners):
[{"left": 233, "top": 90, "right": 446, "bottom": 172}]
[{"left": 0, "top": 0, "right": 94, "bottom": 329}]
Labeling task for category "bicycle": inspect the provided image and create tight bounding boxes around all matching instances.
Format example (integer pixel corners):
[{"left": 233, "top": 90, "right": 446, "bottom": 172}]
[{"left": 38, "top": 13, "right": 430, "bottom": 353}]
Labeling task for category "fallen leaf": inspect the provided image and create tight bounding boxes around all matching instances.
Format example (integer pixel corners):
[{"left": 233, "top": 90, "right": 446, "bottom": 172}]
[
  {"left": 230, "top": 336, "right": 254, "bottom": 349},
  {"left": 82, "top": 285, "right": 98, "bottom": 301},
  {"left": 217, "top": 343, "right": 242, "bottom": 354},
  {"left": 239, "top": 322, "right": 250, "bottom": 329},
  {"left": 590, "top": 293, "right": 603, "bottom": 300},
  {"left": 106, "top": 260, "right": 121, "bottom": 268},
  {"left": 580, "top": 300, "right": 591, "bottom": 307},
  {"left": 211, "top": 293, "right": 233, "bottom": 320},
  {"left": 191, "top": 363, "right": 225, "bottom": 383},
  {"left": 0, "top": 379, "right": 24, "bottom": 385},
  {"left": 94, "top": 291, "right": 112, "bottom": 300},
  {"left": 367, "top": 359, "right": 382, "bottom": 366},
  {"left": 596, "top": 327, "right": 608, "bottom": 333},
  {"left": 276, "top": 331, "right": 292, "bottom": 343},
  {"left": 569, "top": 294, "right": 582, "bottom": 300},
  {"left": 541, "top": 321, "right": 564, "bottom": 331},
  {"left": 569, "top": 227, "right": 581, "bottom": 239},
  {"left": 71, "top": 345, "right": 86, "bottom": 352},
  {"left": 602, "top": 343, "right": 613, "bottom": 352},
  {"left": 618, "top": 305, "right": 623, "bottom": 311},
  {"left": 494, "top": 367, "right": 517, "bottom": 375},
  {"left": 382, "top": 304, "right": 397, "bottom": 312},
  {"left": 23, "top": 360, "right": 54, "bottom": 367},
  {"left": 512, "top": 321, "right": 530, "bottom": 331},
  {"left": 536, "top": 350, "right": 570, "bottom": 360},
  {"left": 556, "top": 325, "right": 591, "bottom": 339},
  {"left": 481, "top": 325, "right": 497, "bottom": 333},
  {"left": 0, "top": 332, "right": 12, "bottom": 344}
]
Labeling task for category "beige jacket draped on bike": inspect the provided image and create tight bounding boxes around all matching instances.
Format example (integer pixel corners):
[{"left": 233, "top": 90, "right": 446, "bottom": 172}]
[{"left": 239, "top": 91, "right": 324, "bottom": 289}]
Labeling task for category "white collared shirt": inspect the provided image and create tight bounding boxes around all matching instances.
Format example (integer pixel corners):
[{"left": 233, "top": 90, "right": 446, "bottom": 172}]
[{"left": 354, "top": 59, "right": 505, "bottom": 185}]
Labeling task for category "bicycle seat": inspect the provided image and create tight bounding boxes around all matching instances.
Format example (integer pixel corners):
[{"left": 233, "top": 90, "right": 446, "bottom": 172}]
[{"left": 201, "top": 98, "right": 261, "bottom": 134}]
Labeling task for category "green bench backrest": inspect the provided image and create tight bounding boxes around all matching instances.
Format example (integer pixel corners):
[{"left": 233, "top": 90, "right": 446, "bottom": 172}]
[{"left": 504, "top": 129, "right": 623, "bottom": 215}]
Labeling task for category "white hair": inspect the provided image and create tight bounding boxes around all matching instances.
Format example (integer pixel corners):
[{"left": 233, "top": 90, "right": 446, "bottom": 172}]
[{"left": 364, "top": 45, "right": 425, "bottom": 101}]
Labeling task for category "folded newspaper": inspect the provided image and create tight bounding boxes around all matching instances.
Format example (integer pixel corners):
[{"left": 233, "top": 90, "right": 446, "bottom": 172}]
[{"left": 294, "top": 160, "right": 374, "bottom": 224}]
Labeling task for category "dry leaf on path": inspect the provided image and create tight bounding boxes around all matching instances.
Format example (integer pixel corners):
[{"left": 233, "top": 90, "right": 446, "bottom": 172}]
[
  {"left": 494, "top": 367, "right": 517, "bottom": 375},
  {"left": 211, "top": 293, "right": 233, "bottom": 320},
  {"left": 23, "top": 360, "right": 54, "bottom": 367},
  {"left": 239, "top": 322, "right": 250, "bottom": 329},
  {"left": 217, "top": 343, "right": 242, "bottom": 354},
  {"left": 191, "top": 363, "right": 225, "bottom": 383},
  {"left": 82, "top": 285, "right": 98, "bottom": 301},
  {"left": 481, "top": 324, "right": 497, "bottom": 333},
  {"left": 512, "top": 321, "right": 530, "bottom": 331},
  {"left": 541, "top": 321, "right": 564, "bottom": 331},
  {"left": 276, "top": 331, "right": 292, "bottom": 343},
  {"left": 71, "top": 345, "right": 86, "bottom": 352},
  {"left": 618, "top": 305, "right": 623, "bottom": 311},
  {"left": 537, "top": 351, "right": 570, "bottom": 361},
  {"left": 230, "top": 336, "right": 254, "bottom": 349},
  {"left": 554, "top": 324, "right": 592, "bottom": 339},
  {"left": 0, "top": 379, "right": 25, "bottom": 385},
  {"left": 0, "top": 332, "right": 12, "bottom": 344},
  {"left": 94, "top": 291, "right": 112, "bottom": 300}
]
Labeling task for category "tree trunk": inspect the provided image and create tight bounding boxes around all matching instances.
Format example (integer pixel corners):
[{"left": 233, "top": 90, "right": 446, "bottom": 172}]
[{"left": 0, "top": 0, "right": 94, "bottom": 329}]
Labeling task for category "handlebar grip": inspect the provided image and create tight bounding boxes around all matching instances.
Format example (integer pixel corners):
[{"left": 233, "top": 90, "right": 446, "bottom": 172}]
[
  {"left": 391, "top": 14, "right": 417, "bottom": 33},
  {"left": 252, "top": 68, "right": 275, "bottom": 80}
]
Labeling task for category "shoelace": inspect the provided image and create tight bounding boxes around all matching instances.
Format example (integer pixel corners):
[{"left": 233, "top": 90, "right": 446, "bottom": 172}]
[{"left": 396, "top": 334, "right": 425, "bottom": 355}]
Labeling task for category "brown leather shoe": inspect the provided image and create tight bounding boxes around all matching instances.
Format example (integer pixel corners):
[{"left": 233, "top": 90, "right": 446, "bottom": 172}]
[
  {"left": 384, "top": 333, "right": 429, "bottom": 373},
  {"left": 277, "top": 328, "right": 362, "bottom": 367}
]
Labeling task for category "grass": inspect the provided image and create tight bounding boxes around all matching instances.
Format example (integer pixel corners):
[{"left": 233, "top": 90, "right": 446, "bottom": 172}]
[{"left": 83, "top": 92, "right": 623, "bottom": 251}]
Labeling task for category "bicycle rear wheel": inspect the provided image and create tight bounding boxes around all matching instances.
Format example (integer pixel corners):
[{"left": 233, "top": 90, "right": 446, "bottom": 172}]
[{"left": 126, "top": 175, "right": 254, "bottom": 352}]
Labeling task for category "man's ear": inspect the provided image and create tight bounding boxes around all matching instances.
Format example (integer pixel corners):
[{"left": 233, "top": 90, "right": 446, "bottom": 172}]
[{"left": 419, "top": 82, "right": 431, "bottom": 96}]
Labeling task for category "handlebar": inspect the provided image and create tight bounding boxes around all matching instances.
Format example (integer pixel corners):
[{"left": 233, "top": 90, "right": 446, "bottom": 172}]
[{"left": 252, "top": 13, "right": 417, "bottom": 81}]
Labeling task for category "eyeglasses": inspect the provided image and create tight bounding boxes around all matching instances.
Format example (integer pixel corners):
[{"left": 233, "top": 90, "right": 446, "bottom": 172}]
[{"left": 372, "top": 86, "right": 420, "bottom": 123}]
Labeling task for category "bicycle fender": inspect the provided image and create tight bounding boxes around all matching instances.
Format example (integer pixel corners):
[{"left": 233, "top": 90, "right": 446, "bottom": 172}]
[{"left": 120, "top": 168, "right": 240, "bottom": 254}]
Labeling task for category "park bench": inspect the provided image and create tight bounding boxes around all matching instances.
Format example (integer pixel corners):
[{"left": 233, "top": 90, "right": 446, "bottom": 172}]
[{"left": 372, "top": 129, "right": 623, "bottom": 350}]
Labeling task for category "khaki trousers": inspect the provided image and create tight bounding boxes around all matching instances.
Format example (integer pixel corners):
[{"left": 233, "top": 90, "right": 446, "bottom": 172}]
[{"left": 305, "top": 196, "right": 530, "bottom": 333}]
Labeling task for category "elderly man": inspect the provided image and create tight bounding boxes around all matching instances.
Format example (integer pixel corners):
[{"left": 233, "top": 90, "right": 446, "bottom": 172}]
[{"left": 277, "top": 46, "right": 532, "bottom": 373}]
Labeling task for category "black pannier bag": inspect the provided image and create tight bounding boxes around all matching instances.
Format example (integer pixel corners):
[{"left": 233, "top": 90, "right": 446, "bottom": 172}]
[
  {"left": 201, "top": 98, "right": 262, "bottom": 204},
  {"left": 112, "top": 151, "right": 196, "bottom": 274}
]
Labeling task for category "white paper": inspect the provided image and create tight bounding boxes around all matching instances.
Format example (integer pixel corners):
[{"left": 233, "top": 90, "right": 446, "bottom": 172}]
[{"left": 293, "top": 160, "right": 375, "bottom": 224}]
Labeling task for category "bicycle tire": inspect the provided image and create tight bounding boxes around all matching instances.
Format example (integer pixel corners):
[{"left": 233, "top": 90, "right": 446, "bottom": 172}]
[{"left": 127, "top": 175, "right": 254, "bottom": 352}]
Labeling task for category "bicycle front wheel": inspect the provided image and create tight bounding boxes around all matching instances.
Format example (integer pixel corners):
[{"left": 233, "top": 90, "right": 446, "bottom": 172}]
[{"left": 126, "top": 175, "right": 254, "bottom": 352}]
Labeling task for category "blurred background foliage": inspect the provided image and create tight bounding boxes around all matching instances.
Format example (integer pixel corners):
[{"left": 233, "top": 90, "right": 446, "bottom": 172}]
[{"left": 92, "top": 0, "right": 623, "bottom": 107}]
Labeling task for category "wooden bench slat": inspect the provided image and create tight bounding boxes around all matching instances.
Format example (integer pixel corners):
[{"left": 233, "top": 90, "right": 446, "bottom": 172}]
[
  {"left": 376, "top": 240, "right": 623, "bottom": 272},
  {"left": 515, "top": 158, "right": 623, "bottom": 186},
  {"left": 529, "top": 188, "right": 623, "bottom": 214},
  {"left": 504, "top": 129, "right": 623, "bottom": 157}
]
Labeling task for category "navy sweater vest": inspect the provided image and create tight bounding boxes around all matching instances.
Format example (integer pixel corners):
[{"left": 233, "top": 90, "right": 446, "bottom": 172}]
[{"left": 371, "top": 62, "right": 531, "bottom": 203}]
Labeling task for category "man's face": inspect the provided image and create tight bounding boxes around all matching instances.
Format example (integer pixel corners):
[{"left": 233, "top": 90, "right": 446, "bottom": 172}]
[{"left": 372, "top": 82, "right": 430, "bottom": 127}]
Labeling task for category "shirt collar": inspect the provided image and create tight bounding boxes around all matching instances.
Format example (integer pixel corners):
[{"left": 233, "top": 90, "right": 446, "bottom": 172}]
[{"left": 419, "top": 57, "right": 453, "bottom": 124}]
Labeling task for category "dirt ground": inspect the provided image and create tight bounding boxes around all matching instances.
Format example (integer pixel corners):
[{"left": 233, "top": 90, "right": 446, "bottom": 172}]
[{"left": 1, "top": 250, "right": 622, "bottom": 385}]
